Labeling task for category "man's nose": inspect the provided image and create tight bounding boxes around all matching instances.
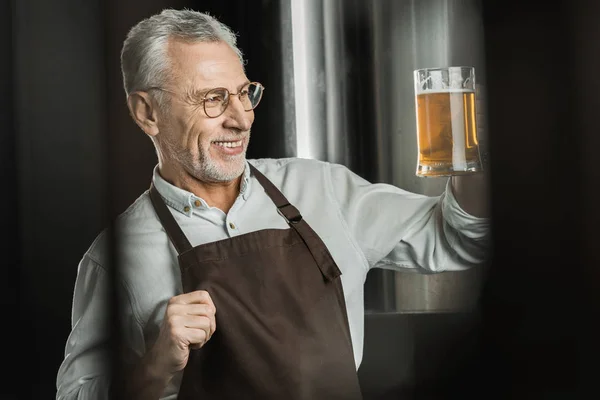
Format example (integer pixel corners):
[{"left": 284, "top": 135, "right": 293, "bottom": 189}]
[{"left": 222, "top": 95, "right": 253, "bottom": 131}]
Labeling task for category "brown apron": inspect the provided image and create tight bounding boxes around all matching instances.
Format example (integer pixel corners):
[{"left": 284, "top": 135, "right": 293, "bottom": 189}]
[{"left": 149, "top": 164, "right": 363, "bottom": 400}]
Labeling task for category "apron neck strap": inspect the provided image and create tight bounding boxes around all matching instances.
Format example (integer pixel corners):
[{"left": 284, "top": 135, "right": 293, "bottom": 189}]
[
  {"left": 149, "top": 183, "right": 193, "bottom": 254},
  {"left": 249, "top": 164, "right": 303, "bottom": 224}
]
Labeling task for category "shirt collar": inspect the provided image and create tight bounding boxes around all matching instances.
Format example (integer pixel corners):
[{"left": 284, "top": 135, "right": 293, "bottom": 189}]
[{"left": 151, "top": 162, "right": 252, "bottom": 216}]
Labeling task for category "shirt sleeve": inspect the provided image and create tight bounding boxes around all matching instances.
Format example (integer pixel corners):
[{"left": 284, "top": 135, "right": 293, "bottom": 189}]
[
  {"left": 56, "top": 244, "right": 145, "bottom": 399},
  {"left": 327, "top": 162, "right": 490, "bottom": 273},
  {"left": 56, "top": 254, "right": 112, "bottom": 400}
]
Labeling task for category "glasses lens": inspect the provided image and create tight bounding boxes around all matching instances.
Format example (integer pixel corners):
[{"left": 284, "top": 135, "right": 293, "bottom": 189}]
[
  {"left": 240, "top": 83, "right": 263, "bottom": 111},
  {"left": 204, "top": 88, "right": 228, "bottom": 118}
]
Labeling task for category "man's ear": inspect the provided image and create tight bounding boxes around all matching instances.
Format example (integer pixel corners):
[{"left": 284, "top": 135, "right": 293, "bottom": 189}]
[{"left": 127, "top": 91, "right": 160, "bottom": 137}]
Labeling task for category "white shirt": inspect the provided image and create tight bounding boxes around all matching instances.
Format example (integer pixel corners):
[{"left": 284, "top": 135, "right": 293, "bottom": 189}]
[{"left": 56, "top": 157, "right": 490, "bottom": 400}]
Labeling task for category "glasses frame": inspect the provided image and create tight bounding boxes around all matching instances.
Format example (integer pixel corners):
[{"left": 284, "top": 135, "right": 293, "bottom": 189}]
[{"left": 145, "top": 81, "right": 265, "bottom": 118}]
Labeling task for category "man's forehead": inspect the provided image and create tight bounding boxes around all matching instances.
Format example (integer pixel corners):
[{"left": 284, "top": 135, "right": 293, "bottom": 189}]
[
  {"left": 194, "top": 59, "right": 243, "bottom": 79},
  {"left": 167, "top": 39, "right": 246, "bottom": 86}
]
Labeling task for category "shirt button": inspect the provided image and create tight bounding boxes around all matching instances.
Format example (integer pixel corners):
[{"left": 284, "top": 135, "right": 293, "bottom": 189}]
[
  {"left": 229, "top": 222, "right": 236, "bottom": 229},
  {"left": 184, "top": 206, "right": 190, "bottom": 213},
  {"left": 194, "top": 200, "right": 201, "bottom": 207}
]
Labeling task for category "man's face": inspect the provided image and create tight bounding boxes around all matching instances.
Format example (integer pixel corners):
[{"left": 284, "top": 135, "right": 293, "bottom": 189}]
[{"left": 156, "top": 39, "right": 254, "bottom": 183}]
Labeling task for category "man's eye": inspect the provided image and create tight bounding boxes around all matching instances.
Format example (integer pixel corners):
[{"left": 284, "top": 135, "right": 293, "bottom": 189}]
[{"left": 205, "top": 95, "right": 223, "bottom": 103}]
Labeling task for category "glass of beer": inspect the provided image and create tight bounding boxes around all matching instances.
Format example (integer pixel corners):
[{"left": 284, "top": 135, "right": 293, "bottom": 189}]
[{"left": 413, "top": 66, "right": 483, "bottom": 177}]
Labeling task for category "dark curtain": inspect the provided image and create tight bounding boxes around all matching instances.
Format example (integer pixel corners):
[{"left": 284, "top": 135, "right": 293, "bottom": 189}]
[
  {"left": 473, "top": 0, "right": 600, "bottom": 398},
  {"left": 3, "top": 0, "right": 598, "bottom": 398}
]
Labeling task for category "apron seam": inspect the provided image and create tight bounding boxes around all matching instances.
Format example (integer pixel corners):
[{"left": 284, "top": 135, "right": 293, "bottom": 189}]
[{"left": 180, "top": 236, "right": 303, "bottom": 268}]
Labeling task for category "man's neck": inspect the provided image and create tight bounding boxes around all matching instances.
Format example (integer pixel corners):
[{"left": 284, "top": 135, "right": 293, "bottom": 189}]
[{"left": 159, "top": 165, "right": 243, "bottom": 214}]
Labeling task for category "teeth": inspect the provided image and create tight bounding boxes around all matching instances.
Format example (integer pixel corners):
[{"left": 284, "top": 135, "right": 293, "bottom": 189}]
[{"left": 214, "top": 140, "right": 243, "bottom": 148}]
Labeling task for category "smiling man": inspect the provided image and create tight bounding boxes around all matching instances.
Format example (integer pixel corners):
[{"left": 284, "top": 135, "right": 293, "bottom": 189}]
[
  {"left": 56, "top": 8, "right": 490, "bottom": 400},
  {"left": 133, "top": 37, "right": 256, "bottom": 211}
]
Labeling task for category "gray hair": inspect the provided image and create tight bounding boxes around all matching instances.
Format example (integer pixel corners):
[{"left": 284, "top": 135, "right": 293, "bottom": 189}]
[{"left": 121, "top": 8, "right": 245, "bottom": 104}]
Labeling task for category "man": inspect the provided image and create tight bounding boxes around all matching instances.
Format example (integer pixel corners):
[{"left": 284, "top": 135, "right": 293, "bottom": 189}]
[{"left": 56, "top": 8, "right": 490, "bottom": 400}]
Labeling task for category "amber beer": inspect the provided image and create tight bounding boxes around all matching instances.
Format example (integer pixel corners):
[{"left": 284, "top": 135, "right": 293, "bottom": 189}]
[{"left": 414, "top": 67, "right": 482, "bottom": 177}]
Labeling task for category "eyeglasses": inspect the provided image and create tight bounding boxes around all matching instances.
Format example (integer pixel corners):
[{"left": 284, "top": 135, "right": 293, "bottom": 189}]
[{"left": 146, "top": 81, "right": 264, "bottom": 118}]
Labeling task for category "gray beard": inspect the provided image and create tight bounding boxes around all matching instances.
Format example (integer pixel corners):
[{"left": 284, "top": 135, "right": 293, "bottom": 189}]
[
  {"left": 196, "top": 147, "right": 247, "bottom": 182},
  {"left": 158, "top": 133, "right": 249, "bottom": 183}
]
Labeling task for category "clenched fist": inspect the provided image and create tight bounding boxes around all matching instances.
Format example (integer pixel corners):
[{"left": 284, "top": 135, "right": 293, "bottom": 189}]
[
  {"left": 148, "top": 290, "right": 217, "bottom": 376},
  {"left": 124, "top": 290, "right": 217, "bottom": 399}
]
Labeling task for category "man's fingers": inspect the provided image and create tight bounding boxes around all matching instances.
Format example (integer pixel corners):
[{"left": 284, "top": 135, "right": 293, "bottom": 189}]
[
  {"left": 170, "top": 290, "right": 215, "bottom": 307},
  {"left": 184, "top": 305, "right": 216, "bottom": 336},
  {"left": 182, "top": 315, "right": 212, "bottom": 332},
  {"left": 186, "top": 327, "right": 210, "bottom": 348},
  {"left": 185, "top": 304, "right": 216, "bottom": 317},
  {"left": 164, "top": 291, "right": 217, "bottom": 346}
]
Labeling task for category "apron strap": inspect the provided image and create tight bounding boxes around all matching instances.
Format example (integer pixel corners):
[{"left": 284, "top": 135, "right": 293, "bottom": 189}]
[
  {"left": 149, "top": 184, "right": 193, "bottom": 254},
  {"left": 250, "top": 164, "right": 341, "bottom": 282},
  {"left": 249, "top": 164, "right": 302, "bottom": 223}
]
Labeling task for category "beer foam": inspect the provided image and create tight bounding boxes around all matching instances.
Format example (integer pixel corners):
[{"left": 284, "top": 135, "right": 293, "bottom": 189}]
[{"left": 417, "top": 88, "right": 474, "bottom": 94}]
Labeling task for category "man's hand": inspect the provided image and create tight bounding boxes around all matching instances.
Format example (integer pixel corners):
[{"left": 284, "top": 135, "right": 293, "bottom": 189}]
[
  {"left": 151, "top": 290, "right": 217, "bottom": 375},
  {"left": 451, "top": 173, "right": 490, "bottom": 218},
  {"left": 125, "top": 290, "right": 217, "bottom": 399}
]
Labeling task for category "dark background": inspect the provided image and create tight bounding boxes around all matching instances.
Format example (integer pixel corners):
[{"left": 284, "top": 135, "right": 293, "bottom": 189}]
[{"left": 2, "top": 0, "right": 598, "bottom": 398}]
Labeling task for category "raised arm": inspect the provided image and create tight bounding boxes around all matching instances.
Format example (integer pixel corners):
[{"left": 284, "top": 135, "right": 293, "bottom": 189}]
[{"left": 327, "top": 163, "right": 490, "bottom": 273}]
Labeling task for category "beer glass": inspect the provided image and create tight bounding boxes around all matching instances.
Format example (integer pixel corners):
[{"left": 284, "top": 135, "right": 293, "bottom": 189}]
[{"left": 413, "top": 66, "right": 483, "bottom": 177}]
